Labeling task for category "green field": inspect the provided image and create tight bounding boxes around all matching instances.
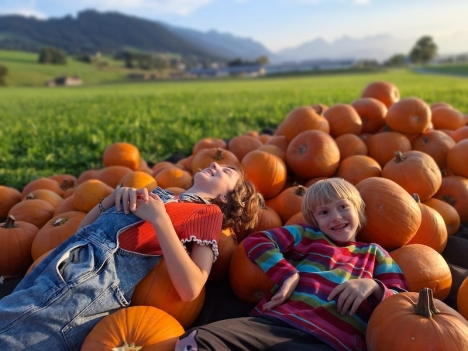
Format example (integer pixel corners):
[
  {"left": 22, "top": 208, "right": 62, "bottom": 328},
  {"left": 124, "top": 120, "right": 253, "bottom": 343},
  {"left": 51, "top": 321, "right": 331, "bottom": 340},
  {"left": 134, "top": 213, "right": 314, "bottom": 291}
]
[{"left": 1, "top": 55, "right": 468, "bottom": 191}]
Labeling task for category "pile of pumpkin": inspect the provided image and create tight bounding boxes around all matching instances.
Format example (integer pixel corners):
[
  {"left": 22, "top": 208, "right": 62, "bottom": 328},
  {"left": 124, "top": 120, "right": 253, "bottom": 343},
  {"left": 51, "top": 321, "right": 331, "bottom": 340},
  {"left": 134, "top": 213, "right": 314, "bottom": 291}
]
[{"left": 1, "top": 81, "right": 468, "bottom": 350}]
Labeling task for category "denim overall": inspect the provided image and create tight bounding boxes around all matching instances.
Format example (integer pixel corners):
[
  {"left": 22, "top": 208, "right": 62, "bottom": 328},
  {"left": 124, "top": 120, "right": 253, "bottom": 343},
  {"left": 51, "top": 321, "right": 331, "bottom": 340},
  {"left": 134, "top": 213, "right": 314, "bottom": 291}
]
[{"left": 0, "top": 187, "right": 197, "bottom": 351}]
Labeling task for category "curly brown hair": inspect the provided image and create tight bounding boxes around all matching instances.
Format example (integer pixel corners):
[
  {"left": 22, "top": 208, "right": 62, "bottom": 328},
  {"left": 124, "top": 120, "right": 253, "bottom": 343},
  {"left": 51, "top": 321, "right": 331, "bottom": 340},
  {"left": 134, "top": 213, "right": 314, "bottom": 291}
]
[{"left": 209, "top": 167, "right": 261, "bottom": 233}]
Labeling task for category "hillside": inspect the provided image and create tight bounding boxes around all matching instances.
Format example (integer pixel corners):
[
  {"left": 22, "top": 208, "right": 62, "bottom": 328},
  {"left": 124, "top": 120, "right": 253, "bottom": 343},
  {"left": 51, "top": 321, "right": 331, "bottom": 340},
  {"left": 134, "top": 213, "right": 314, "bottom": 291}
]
[{"left": 0, "top": 10, "right": 220, "bottom": 60}]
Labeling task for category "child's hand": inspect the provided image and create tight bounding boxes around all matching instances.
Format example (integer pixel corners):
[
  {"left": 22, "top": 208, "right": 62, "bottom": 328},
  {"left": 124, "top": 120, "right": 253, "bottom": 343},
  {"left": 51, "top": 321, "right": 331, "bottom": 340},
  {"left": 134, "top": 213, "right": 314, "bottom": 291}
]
[
  {"left": 113, "top": 187, "right": 149, "bottom": 214},
  {"left": 263, "top": 272, "right": 299, "bottom": 311},
  {"left": 327, "top": 278, "right": 381, "bottom": 316},
  {"left": 131, "top": 192, "right": 167, "bottom": 223}
]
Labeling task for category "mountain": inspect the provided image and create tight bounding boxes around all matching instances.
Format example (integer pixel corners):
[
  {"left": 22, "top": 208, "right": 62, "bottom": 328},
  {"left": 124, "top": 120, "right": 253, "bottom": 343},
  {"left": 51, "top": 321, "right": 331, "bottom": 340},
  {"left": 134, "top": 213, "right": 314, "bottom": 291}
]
[
  {"left": 274, "top": 34, "right": 415, "bottom": 63},
  {"left": 0, "top": 10, "right": 222, "bottom": 60},
  {"left": 162, "top": 24, "right": 275, "bottom": 62}
]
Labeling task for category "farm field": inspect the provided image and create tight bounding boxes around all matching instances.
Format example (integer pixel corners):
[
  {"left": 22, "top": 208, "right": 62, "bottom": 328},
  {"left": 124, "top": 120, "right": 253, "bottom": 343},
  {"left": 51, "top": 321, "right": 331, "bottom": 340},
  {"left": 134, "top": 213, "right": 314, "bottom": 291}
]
[{"left": 1, "top": 69, "right": 468, "bottom": 191}]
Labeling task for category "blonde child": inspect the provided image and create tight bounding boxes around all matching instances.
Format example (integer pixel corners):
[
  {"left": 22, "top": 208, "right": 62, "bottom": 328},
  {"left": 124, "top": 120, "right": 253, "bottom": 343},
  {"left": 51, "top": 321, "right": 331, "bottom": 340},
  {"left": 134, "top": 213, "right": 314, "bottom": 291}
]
[{"left": 176, "top": 178, "right": 408, "bottom": 351}]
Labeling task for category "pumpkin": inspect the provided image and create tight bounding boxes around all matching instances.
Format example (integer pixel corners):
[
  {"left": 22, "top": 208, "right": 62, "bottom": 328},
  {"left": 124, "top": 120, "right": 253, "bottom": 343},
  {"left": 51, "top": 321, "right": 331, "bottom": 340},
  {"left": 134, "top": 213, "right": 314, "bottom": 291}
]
[
  {"left": 152, "top": 161, "right": 177, "bottom": 176},
  {"left": 25, "top": 189, "right": 64, "bottom": 209},
  {"left": 118, "top": 171, "right": 158, "bottom": 192},
  {"left": 209, "top": 228, "right": 238, "bottom": 283},
  {"left": 53, "top": 196, "right": 77, "bottom": 216},
  {"left": 31, "top": 211, "right": 86, "bottom": 260},
  {"left": 451, "top": 125, "right": 468, "bottom": 143},
  {"left": 334, "top": 133, "right": 368, "bottom": 161},
  {"left": 447, "top": 139, "right": 468, "bottom": 178},
  {"left": 407, "top": 194, "right": 448, "bottom": 253},
  {"left": 264, "top": 135, "right": 289, "bottom": 153},
  {"left": 381, "top": 150, "right": 442, "bottom": 201},
  {"left": 258, "top": 133, "right": 272, "bottom": 144},
  {"left": 351, "top": 97, "right": 387, "bottom": 134},
  {"left": 323, "top": 103, "right": 362, "bottom": 138},
  {"left": 77, "top": 169, "right": 99, "bottom": 184},
  {"left": 458, "top": 276, "right": 468, "bottom": 321},
  {"left": 431, "top": 102, "right": 453, "bottom": 111},
  {"left": 229, "top": 241, "right": 274, "bottom": 303},
  {"left": 355, "top": 177, "right": 421, "bottom": 250},
  {"left": 192, "top": 137, "right": 227, "bottom": 155},
  {"left": 241, "top": 150, "right": 287, "bottom": 200},
  {"left": 62, "top": 187, "right": 75, "bottom": 199},
  {"left": 385, "top": 97, "right": 431, "bottom": 135},
  {"left": 97, "top": 165, "right": 133, "bottom": 189},
  {"left": 8, "top": 199, "right": 56, "bottom": 229},
  {"left": 102, "top": 142, "right": 140, "bottom": 170},
  {"left": 0, "top": 185, "right": 22, "bottom": 219},
  {"left": 423, "top": 197, "right": 461, "bottom": 236},
  {"left": 81, "top": 306, "right": 184, "bottom": 351},
  {"left": 257, "top": 144, "right": 286, "bottom": 162},
  {"left": 0, "top": 215, "right": 39, "bottom": 276},
  {"left": 131, "top": 258, "right": 205, "bottom": 329},
  {"left": 286, "top": 130, "right": 340, "bottom": 179},
  {"left": 431, "top": 106, "right": 466, "bottom": 131},
  {"left": 176, "top": 155, "right": 194, "bottom": 172},
  {"left": 136, "top": 157, "right": 153, "bottom": 174},
  {"left": 304, "top": 176, "right": 329, "bottom": 187},
  {"left": 366, "top": 288, "right": 468, "bottom": 351},
  {"left": 269, "top": 184, "right": 307, "bottom": 224},
  {"left": 411, "top": 129, "right": 456, "bottom": 173},
  {"left": 284, "top": 211, "right": 306, "bottom": 225},
  {"left": 360, "top": 81, "right": 400, "bottom": 108},
  {"left": 48, "top": 174, "right": 77, "bottom": 191},
  {"left": 154, "top": 167, "right": 192, "bottom": 190},
  {"left": 21, "top": 177, "right": 64, "bottom": 198},
  {"left": 249, "top": 203, "right": 282, "bottom": 235},
  {"left": 227, "top": 135, "right": 263, "bottom": 162},
  {"left": 367, "top": 131, "right": 412, "bottom": 167},
  {"left": 336, "top": 155, "right": 382, "bottom": 185},
  {"left": 275, "top": 106, "right": 329, "bottom": 142},
  {"left": 190, "top": 147, "right": 239, "bottom": 174},
  {"left": 73, "top": 179, "right": 113, "bottom": 213},
  {"left": 390, "top": 244, "right": 452, "bottom": 300},
  {"left": 433, "top": 176, "right": 468, "bottom": 223}
]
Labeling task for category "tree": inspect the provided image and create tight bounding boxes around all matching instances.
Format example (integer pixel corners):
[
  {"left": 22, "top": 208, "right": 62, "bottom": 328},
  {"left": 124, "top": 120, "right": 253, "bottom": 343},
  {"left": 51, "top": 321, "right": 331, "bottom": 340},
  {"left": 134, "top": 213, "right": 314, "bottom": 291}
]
[
  {"left": 409, "top": 36, "right": 437, "bottom": 64},
  {"left": 256, "top": 55, "right": 269, "bottom": 65},
  {"left": 0, "top": 64, "right": 7, "bottom": 86},
  {"left": 38, "top": 46, "right": 67, "bottom": 65},
  {"left": 384, "top": 54, "right": 407, "bottom": 67}
]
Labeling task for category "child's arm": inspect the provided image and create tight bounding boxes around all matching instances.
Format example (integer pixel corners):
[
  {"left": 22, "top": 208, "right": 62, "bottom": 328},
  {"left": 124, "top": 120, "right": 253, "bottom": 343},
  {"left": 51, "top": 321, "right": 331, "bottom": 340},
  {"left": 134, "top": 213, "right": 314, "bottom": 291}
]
[{"left": 262, "top": 272, "right": 300, "bottom": 311}]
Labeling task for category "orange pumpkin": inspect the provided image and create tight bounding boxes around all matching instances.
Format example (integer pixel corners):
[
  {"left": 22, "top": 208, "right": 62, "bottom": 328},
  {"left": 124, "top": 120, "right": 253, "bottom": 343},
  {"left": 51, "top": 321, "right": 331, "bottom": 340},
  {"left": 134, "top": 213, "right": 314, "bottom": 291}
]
[
  {"left": 381, "top": 150, "right": 442, "bottom": 201},
  {"left": 257, "top": 144, "right": 286, "bottom": 162},
  {"left": 407, "top": 194, "right": 448, "bottom": 253},
  {"left": 390, "top": 244, "right": 452, "bottom": 300},
  {"left": 73, "top": 179, "right": 113, "bottom": 213},
  {"left": 0, "top": 215, "right": 39, "bottom": 276},
  {"left": 0, "top": 185, "right": 22, "bottom": 219},
  {"left": 423, "top": 197, "right": 461, "bottom": 236},
  {"left": 229, "top": 241, "right": 274, "bottom": 303},
  {"left": 431, "top": 106, "right": 466, "bottom": 131},
  {"left": 25, "top": 249, "right": 53, "bottom": 275},
  {"left": 323, "top": 103, "right": 362, "bottom": 138},
  {"left": 447, "top": 139, "right": 468, "bottom": 178},
  {"left": 48, "top": 173, "right": 77, "bottom": 191},
  {"left": 411, "top": 129, "right": 456, "bottom": 173},
  {"left": 286, "top": 130, "right": 340, "bottom": 179},
  {"left": 31, "top": 211, "right": 86, "bottom": 260},
  {"left": 81, "top": 306, "right": 184, "bottom": 351},
  {"left": 367, "top": 131, "right": 412, "bottom": 167},
  {"left": 242, "top": 150, "right": 287, "bottom": 199},
  {"left": 264, "top": 135, "right": 289, "bottom": 153},
  {"left": 192, "top": 137, "right": 227, "bottom": 155},
  {"left": 334, "top": 133, "right": 368, "bottom": 161},
  {"left": 285, "top": 211, "right": 306, "bottom": 225},
  {"left": 275, "top": 106, "right": 329, "bottom": 142},
  {"left": 351, "top": 97, "right": 387, "bottom": 134},
  {"left": 21, "top": 177, "right": 64, "bottom": 198},
  {"left": 8, "top": 199, "right": 55, "bottom": 229},
  {"left": 76, "top": 169, "right": 99, "bottom": 184},
  {"left": 118, "top": 171, "right": 158, "bottom": 192},
  {"left": 209, "top": 228, "right": 238, "bottom": 283},
  {"left": 227, "top": 135, "right": 263, "bottom": 162},
  {"left": 458, "top": 276, "right": 468, "bottom": 321},
  {"left": 97, "top": 165, "right": 133, "bottom": 189},
  {"left": 102, "top": 142, "right": 140, "bottom": 170},
  {"left": 356, "top": 177, "right": 421, "bottom": 250},
  {"left": 191, "top": 147, "right": 239, "bottom": 174},
  {"left": 366, "top": 288, "right": 468, "bottom": 351},
  {"left": 385, "top": 97, "right": 431, "bottom": 135},
  {"left": 433, "top": 176, "right": 468, "bottom": 223},
  {"left": 25, "top": 189, "right": 64, "bottom": 209},
  {"left": 131, "top": 258, "right": 205, "bottom": 329},
  {"left": 154, "top": 167, "right": 192, "bottom": 190},
  {"left": 361, "top": 81, "right": 400, "bottom": 108},
  {"left": 451, "top": 125, "right": 468, "bottom": 143},
  {"left": 336, "top": 155, "right": 382, "bottom": 185},
  {"left": 53, "top": 196, "right": 77, "bottom": 216},
  {"left": 269, "top": 184, "right": 307, "bottom": 224}
]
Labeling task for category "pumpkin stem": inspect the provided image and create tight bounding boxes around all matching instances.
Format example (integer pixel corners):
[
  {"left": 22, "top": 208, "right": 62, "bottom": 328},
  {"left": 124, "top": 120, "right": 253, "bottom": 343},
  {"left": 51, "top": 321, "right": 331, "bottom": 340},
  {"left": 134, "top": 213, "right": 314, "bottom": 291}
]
[
  {"left": 414, "top": 288, "right": 440, "bottom": 318},
  {"left": 411, "top": 193, "right": 421, "bottom": 203},
  {"left": 1, "top": 215, "right": 17, "bottom": 229},
  {"left": 394, "top": 151, "right": 406, "bottom": 163},
  {"left": 213, "top": 148, "right": 225, "bottom": 161},
  {"left": 314, "top": 105, "right": 324, "bottom": 115},
  {"left": 295, "top": 185, "right": 306, "bottom": 196},
  {"left": 26, "top": 193, "right": 36, "bottom": 200},
  {"left": 53, "top": 217, "right": 68, "bottom": 227}
]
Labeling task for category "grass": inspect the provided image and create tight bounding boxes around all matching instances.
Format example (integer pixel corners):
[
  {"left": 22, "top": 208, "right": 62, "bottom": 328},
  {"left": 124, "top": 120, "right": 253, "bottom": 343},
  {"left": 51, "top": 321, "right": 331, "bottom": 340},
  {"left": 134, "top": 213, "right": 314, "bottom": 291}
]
[{"left": 1, "top": 58, "right": 468, "bottom": 191}]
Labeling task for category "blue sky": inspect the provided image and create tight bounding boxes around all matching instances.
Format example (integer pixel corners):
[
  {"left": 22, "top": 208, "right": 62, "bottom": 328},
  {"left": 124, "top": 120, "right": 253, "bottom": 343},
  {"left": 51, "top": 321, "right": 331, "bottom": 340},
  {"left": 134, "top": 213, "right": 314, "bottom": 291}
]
[{"left": 1, "top": 0, "right": 467, "bottom": 52}]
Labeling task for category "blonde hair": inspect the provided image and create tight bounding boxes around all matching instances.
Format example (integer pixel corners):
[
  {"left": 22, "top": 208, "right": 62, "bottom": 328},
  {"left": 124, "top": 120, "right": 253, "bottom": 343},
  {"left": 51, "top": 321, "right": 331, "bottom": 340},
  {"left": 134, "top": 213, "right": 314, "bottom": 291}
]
[{"left": 301, "top": 178, "right": 367, "bottom": 231}]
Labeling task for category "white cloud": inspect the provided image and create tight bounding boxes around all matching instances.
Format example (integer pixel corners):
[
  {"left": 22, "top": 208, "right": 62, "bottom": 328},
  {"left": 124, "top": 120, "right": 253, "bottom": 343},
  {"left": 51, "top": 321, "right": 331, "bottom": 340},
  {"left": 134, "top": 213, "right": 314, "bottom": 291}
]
[{"left": 0, "top": 0, "right": 47, "bottom": 19}]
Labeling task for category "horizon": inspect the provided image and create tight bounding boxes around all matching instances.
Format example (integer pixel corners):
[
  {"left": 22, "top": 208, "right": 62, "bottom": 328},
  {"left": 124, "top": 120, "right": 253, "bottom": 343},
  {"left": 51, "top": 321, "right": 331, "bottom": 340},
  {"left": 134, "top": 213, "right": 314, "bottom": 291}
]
[{"left": 0, "top": 0, "right": 467, "bottom": 54}]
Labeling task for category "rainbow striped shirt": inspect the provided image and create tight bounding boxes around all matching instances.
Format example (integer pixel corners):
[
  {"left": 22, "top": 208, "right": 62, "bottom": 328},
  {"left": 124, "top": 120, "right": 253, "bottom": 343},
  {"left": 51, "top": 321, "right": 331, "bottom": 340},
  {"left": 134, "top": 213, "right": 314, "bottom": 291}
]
[{"left": 244, "top": 224, "right": 408, "bottom": 351}]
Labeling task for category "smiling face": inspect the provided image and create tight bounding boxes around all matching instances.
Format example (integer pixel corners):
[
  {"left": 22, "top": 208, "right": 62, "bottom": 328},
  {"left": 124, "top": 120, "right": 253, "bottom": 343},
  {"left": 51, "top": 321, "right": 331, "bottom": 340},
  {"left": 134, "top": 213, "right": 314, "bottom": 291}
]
[
  {"left": 312, "top": 198, "right": 360, "bottom": 243},
  {"left": 192, "top": 162, "right": 240, "bottom": 199}
]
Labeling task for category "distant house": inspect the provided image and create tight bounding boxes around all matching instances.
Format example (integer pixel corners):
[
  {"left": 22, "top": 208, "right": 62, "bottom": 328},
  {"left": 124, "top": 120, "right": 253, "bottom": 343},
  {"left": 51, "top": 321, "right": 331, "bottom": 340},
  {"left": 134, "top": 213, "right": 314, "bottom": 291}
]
[
  {"left": 265, "top": 59, "right": 356, "bottom": 75},
  {"left": 45, "top": 76, "right": 83, "bottom": 87}
]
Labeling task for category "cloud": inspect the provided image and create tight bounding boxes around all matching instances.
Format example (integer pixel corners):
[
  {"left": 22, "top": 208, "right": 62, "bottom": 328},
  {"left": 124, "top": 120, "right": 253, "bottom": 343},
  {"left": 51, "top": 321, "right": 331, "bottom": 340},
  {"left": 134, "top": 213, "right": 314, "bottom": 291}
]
[{"left": 0, "top": 0, "right": 47, "bottom": 19}]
